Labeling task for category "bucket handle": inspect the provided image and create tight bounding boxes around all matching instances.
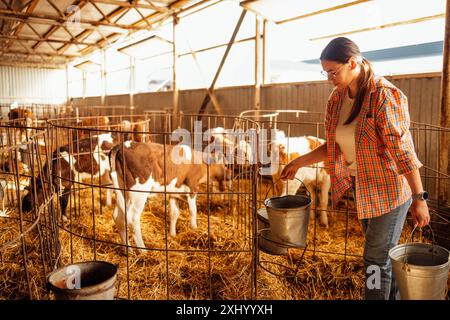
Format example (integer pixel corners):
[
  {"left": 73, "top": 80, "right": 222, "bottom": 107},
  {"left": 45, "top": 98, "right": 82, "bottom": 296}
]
[
  {"left": 264, "top": 177, "right": 312, "bottom": 200},
  {"left": 403, "top": 224, "right": 436, "bottom": 269}
]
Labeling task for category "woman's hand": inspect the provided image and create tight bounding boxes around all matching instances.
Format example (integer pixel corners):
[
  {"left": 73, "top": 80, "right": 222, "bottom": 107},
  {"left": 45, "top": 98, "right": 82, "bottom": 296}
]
[
  {"left": 410, "top": 200, "right": 430, "bottom": 228},
  {"left": 280, "top": 158, "right": 302, "bottom": 180}
]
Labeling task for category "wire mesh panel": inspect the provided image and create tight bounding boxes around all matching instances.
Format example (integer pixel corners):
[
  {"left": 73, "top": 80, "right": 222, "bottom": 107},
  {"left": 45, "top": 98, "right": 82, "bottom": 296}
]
[
  {"left": 410, "top": 122, "right": 450, "bottom": 250},
  {"left": 75, "top": 105, "right": 135, "bottom": 117},
  {"left": 0, "top": 127, "right": 59, "bottom": 299},
  {"left": 239, "top": 109, "right": 445, "bottom": 300},
  {"left": 44, "top": 113, "right": 259, "bottom": 300}
]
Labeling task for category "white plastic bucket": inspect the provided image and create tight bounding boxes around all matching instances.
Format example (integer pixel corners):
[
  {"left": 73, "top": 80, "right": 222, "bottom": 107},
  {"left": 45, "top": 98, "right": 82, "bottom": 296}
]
[{"left": 47, "top": 261, "right": 118, "bottom": 300}]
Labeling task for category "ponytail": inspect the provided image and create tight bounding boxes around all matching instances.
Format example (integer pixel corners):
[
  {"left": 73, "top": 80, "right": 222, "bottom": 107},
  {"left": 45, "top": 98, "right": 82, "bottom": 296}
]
[{"left": 344, "top": 57, "right": 374, "bottom": 125}]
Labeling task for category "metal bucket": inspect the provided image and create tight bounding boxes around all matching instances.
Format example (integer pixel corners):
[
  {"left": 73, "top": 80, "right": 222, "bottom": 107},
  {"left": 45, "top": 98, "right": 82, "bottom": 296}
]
[
  {"left": 47, "top": 261, "right": 118, "bottom": 300},
  {"left": 389, "top": 226, "right": 450, "bottom": 300},
  {"left": 264, "top": 195, "right": 311, "bottom": 247},
  {"left": 257, "top": 208, "right": 288, "bottom": 255}
]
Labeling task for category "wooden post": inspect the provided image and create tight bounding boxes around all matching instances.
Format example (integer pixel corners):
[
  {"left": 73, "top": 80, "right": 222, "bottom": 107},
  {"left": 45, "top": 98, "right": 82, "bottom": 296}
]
[
  {"left": 197, "top": 9, "right": 247, "bottom": 119},
  {"left": 254, "top": 15, "right": 262, "bottom": 111},
  {"left": 262, "top": 18, "right": 270, "bottom": 85},
  {"left": 129, "top": 56, "right": 135, "bottom": 111},
  {"left": 173, "top": 14, "right": 180, "bottom": 128},
  {"left": 101, "top": 49, "right": 106, "bottom": 106},
  {"left": 65, "top": 63, "right": 70, "bottom": 105},
  {"left": 440, "top": 0, "right": 450, "bottom": 202},
  {"left": 82, "top": 70, "right": 86, "bottom": 107}
]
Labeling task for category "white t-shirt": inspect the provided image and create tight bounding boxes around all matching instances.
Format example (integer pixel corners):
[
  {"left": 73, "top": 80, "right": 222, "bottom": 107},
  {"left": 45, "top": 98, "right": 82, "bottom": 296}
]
[{"left": 335, "top": 91, "right": 358, "bottom": 176}]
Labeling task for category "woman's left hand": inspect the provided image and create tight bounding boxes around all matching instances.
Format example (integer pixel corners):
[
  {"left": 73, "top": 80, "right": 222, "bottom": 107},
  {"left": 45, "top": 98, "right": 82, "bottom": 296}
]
[{"left": 410, "top": 200, "right": 430, "bottom": 228}]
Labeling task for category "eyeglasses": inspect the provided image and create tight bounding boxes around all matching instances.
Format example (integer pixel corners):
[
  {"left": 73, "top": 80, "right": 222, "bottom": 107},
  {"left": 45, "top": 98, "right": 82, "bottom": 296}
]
[{"left": 320, "top": 63, "right": 347, "bottom": 79}]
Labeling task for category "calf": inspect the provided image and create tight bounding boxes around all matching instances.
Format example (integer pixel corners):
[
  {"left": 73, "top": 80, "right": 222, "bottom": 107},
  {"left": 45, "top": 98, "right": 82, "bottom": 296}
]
[
  {"left": 208, "top": 127, "right": 255, "bottom": 166},
  {"left": 21, "top": 133, "right": 114, "bottom": 221},
  {"left": 271, "top": 133, "right": 331, "bottom": 228},
  {"left": 8, "top": 107, "right": 34, "bottom": 143},
  {"left": 76, "top": 116, "right": 110, "bottom": 140},
  {"left": 109, "top": 141, "right": 232, "bottom": 252},
  {"left": 117, "top": 120, "right": 148, "bottom": 143}
]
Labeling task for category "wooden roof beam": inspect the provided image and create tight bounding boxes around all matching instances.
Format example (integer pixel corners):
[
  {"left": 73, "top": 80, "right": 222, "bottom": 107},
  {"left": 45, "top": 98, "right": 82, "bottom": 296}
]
[
  {"left": 57, "top": 4, "right": 131, "bottom": 54},
  {"left": 77, "top": 0, "right": 210, "bottom": 57},
  {"left": 9, "top": 0, "right": 40, "bottom": 36},
  {"left": 0, "top": 8, "right": 146, "bottom": 30},
  {"left": 92, "top": 0, "right": 169, "bottom": 12},
  {"left": 0, "top": 34, "right": 99, "bottom": 46},
  {"left": 0, "top": 60, "right": 65, "bottom": 68},
  {"left": 0, "top": 49, "right": 80, "bottom": 58}
]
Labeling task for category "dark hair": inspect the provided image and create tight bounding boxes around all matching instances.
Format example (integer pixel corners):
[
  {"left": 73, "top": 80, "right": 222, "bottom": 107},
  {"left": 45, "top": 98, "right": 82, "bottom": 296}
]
[{"left": 320, "top": 37, "right": 374, "bottom": 124}]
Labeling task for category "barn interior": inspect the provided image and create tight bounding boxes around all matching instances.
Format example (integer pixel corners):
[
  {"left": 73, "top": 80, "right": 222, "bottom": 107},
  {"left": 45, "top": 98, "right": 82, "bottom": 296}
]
[{"left": 0, "top": 0, "right": 449, "bottom": 301}]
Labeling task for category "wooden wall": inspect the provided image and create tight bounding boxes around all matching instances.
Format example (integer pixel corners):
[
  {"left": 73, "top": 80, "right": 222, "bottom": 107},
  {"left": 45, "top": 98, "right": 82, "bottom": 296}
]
[
  {"left": 73, "top": 73, "right": 441, "bottom": 124},
  {"left": 72, "top": 73, "right": 447, "bottom": 199}
]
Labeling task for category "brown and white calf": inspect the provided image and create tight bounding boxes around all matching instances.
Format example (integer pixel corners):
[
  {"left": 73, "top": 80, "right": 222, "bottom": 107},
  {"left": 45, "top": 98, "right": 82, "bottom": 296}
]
[
  {"left": 21, "top": 133, "right": 114, "bottom": 221},
  {"left": 109, "top": 141, "right": 232, "bottom": 252},
  {"left": 271, "top": 132, "right": 331, "bottom": 228},
  {"left": 8, "top": 107, "right": 34, "bottom": 143},
  {"left": 117, "top": 120, "right": 149, "bottom": 143},
  {"left": 208, "top": 127, "right": 255, "bottom": 166},
  {"left": 76, "top": 116, "right": 111, "bottom": 140}
]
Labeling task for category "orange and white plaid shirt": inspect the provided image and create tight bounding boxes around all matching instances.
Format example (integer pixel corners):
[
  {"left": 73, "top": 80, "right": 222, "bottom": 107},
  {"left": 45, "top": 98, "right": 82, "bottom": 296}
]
[{"left": 325, "top": 76, "right": 422, "bottom": 219}]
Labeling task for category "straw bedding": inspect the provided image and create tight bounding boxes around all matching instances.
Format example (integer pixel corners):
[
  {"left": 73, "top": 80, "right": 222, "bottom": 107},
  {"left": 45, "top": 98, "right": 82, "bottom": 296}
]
[{"left": 0, "top": 178, "right": 444, "bottom": 300}]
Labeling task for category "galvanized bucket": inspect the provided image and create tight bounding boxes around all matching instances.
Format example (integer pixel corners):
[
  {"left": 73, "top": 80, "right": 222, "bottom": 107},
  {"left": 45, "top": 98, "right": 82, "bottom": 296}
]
[
  {"left": 257, "top": 208, "right": 288, "bottom": 255},
  {"left": 264, "top": 195, "right": 311, "bottom": 247},
  {"left": 47, "top": 261, "right": 118, "bottom": 300},
  {"left": 389, "top": 226, "right": 450, "bottom": 300}
]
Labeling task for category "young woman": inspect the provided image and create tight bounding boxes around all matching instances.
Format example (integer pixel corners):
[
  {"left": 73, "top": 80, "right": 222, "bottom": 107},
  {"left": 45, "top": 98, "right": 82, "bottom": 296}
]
[{"left": 280, "top": 37, "right": 430, "bottom": 300}]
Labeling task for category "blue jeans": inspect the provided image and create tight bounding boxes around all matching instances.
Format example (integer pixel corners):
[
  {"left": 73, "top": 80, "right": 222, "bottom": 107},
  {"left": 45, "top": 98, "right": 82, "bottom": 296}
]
[{"left": 351, "top": 176, "right": 411, "bottom": 300}]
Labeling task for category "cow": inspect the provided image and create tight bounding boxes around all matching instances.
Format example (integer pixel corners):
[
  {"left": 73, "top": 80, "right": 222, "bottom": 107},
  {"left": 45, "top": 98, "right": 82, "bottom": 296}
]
[
  {"left": 271, "top": 132, "right": 331, "bottom": 228},
  {"left": 109, "top": 141, "right": 232, "bottom": 253},
  {"left": 21, "top": 133, "right": 114, "bottom": 221}
]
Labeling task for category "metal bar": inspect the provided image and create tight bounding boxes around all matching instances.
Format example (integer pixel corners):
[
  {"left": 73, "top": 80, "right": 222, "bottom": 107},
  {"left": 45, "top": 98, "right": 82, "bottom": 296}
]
[
  {"left": 310, "top": 13, "right": 445, "bottom": 41},
  {"left": 197, "top": 8, "right": 247, "bottom": 118},
  {"left": 177, "top": 36, "right": 255, "bottom": 58},
  {"left": 276, "top": 0, "right": 370, "bottom": 25}
]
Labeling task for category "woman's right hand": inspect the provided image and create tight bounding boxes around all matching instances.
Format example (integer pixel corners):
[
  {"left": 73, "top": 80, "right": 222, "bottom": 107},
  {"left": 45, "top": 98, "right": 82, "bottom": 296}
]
[{"left": 280, "top": 158, "right": 302, "bottom": 180}]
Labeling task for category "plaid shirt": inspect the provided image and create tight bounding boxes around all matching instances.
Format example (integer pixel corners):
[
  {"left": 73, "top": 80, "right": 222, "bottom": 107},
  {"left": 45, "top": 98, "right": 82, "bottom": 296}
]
[{"left": 325, "top": 76, "right": 422, "bottom": 219}]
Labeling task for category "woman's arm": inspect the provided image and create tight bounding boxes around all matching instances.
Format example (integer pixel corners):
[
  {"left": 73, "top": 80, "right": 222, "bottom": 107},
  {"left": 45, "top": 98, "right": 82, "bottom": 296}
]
[
  {"left": 280, "top": 142, "right": 327, "bottom": 180},
  {"left": 376, "top": 87, "right": 429, "bottom": 227},
  {"left": 404, "top": 168, "right": 430, "bottom": 227}
]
